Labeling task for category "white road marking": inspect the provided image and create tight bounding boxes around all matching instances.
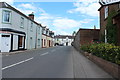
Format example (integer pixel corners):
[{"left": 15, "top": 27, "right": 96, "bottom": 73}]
[
  {"left": 40, "top": 52, "right": 49, "bottom": 56},
  {"left": 2, "top": 57, "right": 34, "bottom": 70}
]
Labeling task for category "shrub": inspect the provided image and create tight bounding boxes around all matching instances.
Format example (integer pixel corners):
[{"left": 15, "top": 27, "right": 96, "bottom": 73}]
[{"left": 80, "top": 43, "right": 120, "bottom": 65}]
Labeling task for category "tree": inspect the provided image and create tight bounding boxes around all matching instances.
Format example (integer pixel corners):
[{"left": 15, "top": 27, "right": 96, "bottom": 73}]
[
  {"left": 106, "top": 10, "right": 117, "bottom": 45},
  {"left": 72, "top": 31, "right": 76, "bottom": 36}
]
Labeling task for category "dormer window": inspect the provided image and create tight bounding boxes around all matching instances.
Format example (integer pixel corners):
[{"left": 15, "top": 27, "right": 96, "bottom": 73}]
[
  {"left": 3, "top": 10, "right": 11, "bottom": 23},
  {"left": 105, "top": 6, "right": 108, "bottom": 19}
]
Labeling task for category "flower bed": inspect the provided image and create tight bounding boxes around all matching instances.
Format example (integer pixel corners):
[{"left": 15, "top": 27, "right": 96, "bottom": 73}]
[{"left": 80, "top": 43, "right": 120, "bottom": 65}]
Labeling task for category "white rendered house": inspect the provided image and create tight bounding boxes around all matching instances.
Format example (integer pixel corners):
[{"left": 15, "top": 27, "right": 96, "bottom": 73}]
[
  {"left": 0, "top": 2, "right": 42, "bottom": 52},
  {"left": 54, "top": 35, "right": 74, "bottom": 46}
]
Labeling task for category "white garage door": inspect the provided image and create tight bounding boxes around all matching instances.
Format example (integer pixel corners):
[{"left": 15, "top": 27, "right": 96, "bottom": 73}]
[{"left": 1, "top": 35, "right": 11, "bottom": 52}]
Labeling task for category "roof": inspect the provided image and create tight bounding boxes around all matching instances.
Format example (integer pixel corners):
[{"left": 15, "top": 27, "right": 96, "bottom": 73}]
[
  {"left": 79, "top": 28, "right": 100, "bottom": 31},
  {"left": 98, "top": 1, "right": 120, "bottom": 11},
  {"left": 0, "top": 2, "right": 42, "bottom": 26},
  {"left": 55, "top": 35, "right": 74, "bottom": 39}
]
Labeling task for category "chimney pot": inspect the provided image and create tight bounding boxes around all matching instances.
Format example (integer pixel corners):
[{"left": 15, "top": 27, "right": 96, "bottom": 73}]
[{"left": 28, "top": 12, "right": 34, "bottom": 20}]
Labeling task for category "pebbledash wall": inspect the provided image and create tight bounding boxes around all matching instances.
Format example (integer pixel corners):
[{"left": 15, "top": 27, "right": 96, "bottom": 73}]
[{"left": 0, "top": 2, "right": 42, "bottom": 52}]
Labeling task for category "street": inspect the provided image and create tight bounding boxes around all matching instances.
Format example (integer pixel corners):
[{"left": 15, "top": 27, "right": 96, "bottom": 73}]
[{"left": 2, "top": 46, "right": 113, "bottom": 78}]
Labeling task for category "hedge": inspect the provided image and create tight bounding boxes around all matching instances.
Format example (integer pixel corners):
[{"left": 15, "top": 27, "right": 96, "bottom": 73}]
[{"left": 80, "top": 43, "right": 120, "bottom": 65}]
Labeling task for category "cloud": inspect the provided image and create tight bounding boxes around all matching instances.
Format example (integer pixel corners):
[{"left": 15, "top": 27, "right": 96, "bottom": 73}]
[
  {"left": 18, "top": 3, "right": 36, "bottom": 10},
  {"left": 0, "top": 0, "right": 14, "bottom": 5},
  {"left": 15, "top": 3, "right": 37, "bottom": 15},
  {"left": 67, "top": 0, "right": 101, "bottom": 17},
  {"left": 53, "top": 18, "right": 81, "bottom": 29},
  {"left": 52, "top": 18, "right": 94, "bottom": 35},
  {"left": 54, "top": 29, "right": 71, "bottom": 35},
  {"left": 79, "top": 19, "right": 94, "bottom": 23},
  {"left": 14, "top": 3, "right": 95, "bottom": 35},
  {"left": 35, "top": 11, "right": 54, "bottom": 27}
]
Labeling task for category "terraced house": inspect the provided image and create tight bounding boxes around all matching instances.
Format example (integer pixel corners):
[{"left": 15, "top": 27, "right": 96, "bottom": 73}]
[
  {"left": 0, "top": 2, "right": 43, "bottom": 52},
  {"left": 42, "top": 26, "right": 54, "bottom": 48},
  {"left": 98, "top": 0, "right": 120, "bottom": 45}
]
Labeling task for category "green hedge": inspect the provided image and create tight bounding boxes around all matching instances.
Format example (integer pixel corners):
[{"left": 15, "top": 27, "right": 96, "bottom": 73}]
[{"left": 80, "top": 43, "right": 120, "bottom": 65}]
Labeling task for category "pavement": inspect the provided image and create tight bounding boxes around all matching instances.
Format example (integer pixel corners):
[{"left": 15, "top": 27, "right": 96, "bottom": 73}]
[{"left": 1, "top": 46, "right": 114, "bottom": 79}]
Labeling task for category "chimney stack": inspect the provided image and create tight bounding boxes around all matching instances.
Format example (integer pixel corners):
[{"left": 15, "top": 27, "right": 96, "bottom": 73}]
[{"left": 28, "top": 12, "right": 34, "bottom": 20}]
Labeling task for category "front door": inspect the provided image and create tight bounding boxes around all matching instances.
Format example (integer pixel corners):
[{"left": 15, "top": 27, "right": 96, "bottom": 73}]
[{"left": 1, "top": 35, "right": 10, "bottom": 52}]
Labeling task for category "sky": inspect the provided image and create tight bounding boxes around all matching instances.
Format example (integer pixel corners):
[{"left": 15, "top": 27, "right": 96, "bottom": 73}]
[{"left": 1, "top": 0, "right": 101, "bottom": 35}]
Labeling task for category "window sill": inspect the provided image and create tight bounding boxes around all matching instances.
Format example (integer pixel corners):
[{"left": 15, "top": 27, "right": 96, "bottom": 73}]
[
  {"left": 20, "top": 26, "right": 24, "bottom": 29},
  {"left": 104, "top": 17, "right": 108, "bottom": 21},
  {"left": 2, "top": 22, "right": 11, "bottom": 24}
]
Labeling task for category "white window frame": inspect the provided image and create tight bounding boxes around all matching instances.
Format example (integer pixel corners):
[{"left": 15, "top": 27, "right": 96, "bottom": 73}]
[
  {"left": 2, "top": 10, "right": 11, "bottom": 23},
  {"left": 20, "top": 17, "right": 24, "bottom": 28},
  {"left": 105, "top": 6, "right": 108, "bottom": 19}
]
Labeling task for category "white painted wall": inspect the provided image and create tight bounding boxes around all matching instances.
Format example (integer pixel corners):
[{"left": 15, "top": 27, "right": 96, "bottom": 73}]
[
  {"left": 1, "top": 8, "right": 27, "bottom": 50},
  {"left": 27, "top": 20, "right": 37, "bottom": 49},
  {"left": 0, "top": 6, "right": 43, "bottom": 51},
  {"left": 0, "top": 8, "right": 2, "bottom": 28},
  {"left": 36, "top": 26, "right": 42, "bottom": 48},
  {"left": 0, "top": 34, "right": 1, "bottom": 52},
  {"left": 13, "top": 34, "right": 18, "bottom": 50},
  {"left": 54, "top": 38, "right": 73, "bottom": 46},
  {"left": 0, "top": 33, "right": 11, "bottom": 52}
]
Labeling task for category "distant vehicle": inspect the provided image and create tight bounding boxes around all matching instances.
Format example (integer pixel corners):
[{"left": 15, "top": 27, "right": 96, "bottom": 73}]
[{"left": 59, "top": 44, "right": 64, "bottom": 46}]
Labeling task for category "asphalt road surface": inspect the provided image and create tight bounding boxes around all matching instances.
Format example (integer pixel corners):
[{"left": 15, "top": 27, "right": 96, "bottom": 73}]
[{"left": 2, "top": 46, "right": 113, "bottom": 78}]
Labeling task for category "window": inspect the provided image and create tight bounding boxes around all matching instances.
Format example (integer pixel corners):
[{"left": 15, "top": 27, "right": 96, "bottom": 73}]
[
  {"left": 105, "top": 6, "right": 108, "bottom": 19},
  {"left": 19, "top": 36, "right": 24, "bottom": 48},
  {"left": 44, "top": 30, "right": 46, "bottom": 34},
  {"left": 44, "top": 39, "right": 46, "bottom": 46},
  {"left": 3, "top": 10, "right": 11, "bottom": 23},
  {"left": 30, "top": 22, "right": 33, "bottom": 31},
  {"left": 20, "top": 17, "right": 24, "bottom": 28}
]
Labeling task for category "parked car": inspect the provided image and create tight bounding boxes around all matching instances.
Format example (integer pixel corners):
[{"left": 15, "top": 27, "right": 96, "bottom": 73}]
[{"left": 59, "top": 44, "right": 64, "bottom": 46}]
